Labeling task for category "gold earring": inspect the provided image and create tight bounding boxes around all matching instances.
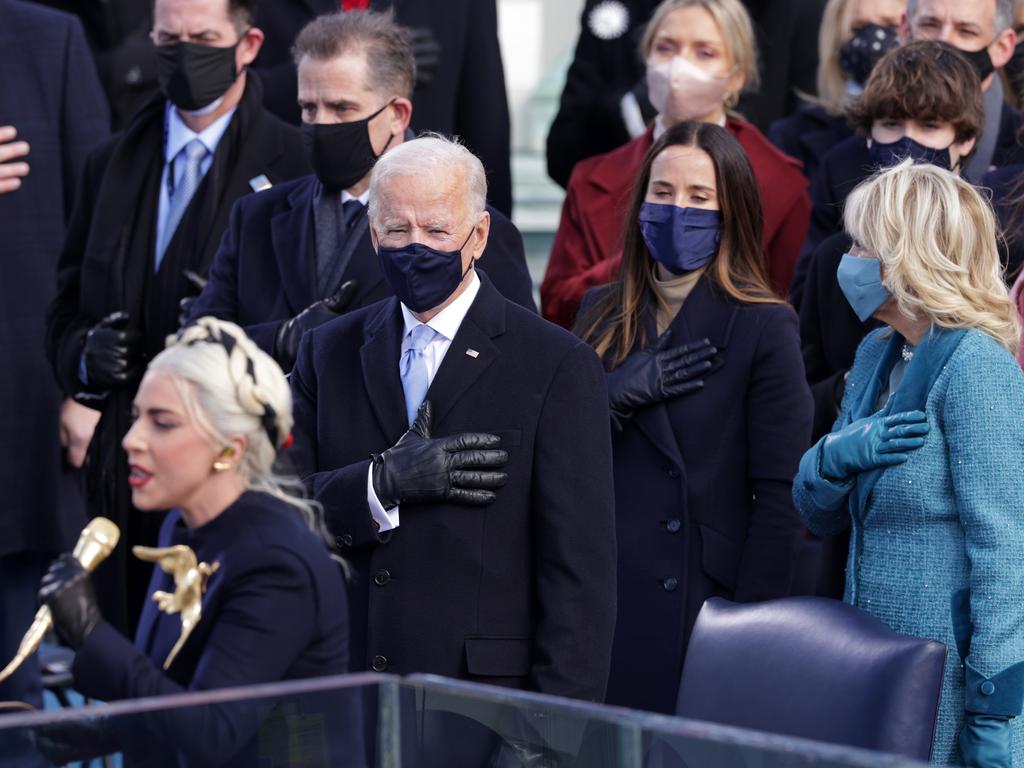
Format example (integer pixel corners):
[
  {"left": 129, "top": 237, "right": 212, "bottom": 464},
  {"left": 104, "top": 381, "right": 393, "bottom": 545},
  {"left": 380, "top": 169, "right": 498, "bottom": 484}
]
[{"left": 213, "top": 448, "right": 233, "bottom": 473}]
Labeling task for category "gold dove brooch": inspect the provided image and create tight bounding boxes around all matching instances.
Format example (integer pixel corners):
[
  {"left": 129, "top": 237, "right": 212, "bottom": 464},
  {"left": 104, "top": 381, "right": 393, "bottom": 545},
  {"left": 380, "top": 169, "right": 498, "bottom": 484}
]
[{"left": 133, "top": 545, "right": 221, "bottom": 669}]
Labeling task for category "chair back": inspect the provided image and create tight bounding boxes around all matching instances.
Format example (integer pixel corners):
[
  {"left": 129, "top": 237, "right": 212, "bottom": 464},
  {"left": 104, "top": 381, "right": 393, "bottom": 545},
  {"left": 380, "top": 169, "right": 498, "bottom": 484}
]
[{"left": 676, "top": 596, "right": 946, "bottom": 761}]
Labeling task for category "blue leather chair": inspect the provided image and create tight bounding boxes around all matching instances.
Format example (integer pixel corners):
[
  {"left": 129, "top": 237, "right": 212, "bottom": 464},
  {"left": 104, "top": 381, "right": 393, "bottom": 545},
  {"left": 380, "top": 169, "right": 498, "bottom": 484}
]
[{"left": 676, "top": 596, "right": 946, "bottom": 761}]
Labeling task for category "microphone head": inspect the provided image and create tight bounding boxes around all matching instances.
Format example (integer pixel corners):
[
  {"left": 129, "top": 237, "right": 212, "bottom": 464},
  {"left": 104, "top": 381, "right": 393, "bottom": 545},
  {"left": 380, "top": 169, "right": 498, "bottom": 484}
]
[{"left": 72, "top": 517, "right": 121, "bottom": 572}]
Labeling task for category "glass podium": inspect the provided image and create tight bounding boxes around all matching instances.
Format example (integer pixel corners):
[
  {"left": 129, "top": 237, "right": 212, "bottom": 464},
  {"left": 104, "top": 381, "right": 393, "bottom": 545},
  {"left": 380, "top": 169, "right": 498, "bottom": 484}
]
[{"left": 0, "top": 672, "right": 928, "bottom": 767}]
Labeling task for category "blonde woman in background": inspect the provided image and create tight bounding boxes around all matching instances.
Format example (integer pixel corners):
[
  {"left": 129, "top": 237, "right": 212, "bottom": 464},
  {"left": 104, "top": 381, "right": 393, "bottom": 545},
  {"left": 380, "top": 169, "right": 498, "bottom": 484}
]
[
  {"left": 794, "top": 162, "right": 1024, "bottom": 766},
  {"left": 768, "top": 0, "right": 905, "bottom": 180}
]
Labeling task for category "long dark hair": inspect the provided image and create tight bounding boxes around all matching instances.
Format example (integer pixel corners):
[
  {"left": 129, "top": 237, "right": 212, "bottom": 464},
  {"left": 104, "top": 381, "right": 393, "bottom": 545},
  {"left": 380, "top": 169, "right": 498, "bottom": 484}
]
[{"left": 576, "top": 121, "right": 781, "bottom": 367}]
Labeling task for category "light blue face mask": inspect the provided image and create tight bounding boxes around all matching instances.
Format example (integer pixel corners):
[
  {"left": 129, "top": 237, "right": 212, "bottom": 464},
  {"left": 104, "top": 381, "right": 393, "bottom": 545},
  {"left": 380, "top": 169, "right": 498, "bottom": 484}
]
[{"left": 837, "top": 252, "right": 892, "bottom": 322}]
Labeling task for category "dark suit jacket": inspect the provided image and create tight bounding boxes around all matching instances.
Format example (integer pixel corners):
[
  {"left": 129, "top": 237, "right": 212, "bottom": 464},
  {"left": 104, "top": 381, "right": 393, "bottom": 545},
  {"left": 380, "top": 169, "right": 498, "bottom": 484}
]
[
  {"left": 542, "top": 121, "right": 810, "bottom": 328},
  {"left": 798, "top": 232, "right": 883, "bottom": 441},
  {"left": 289, "top": 275, "right": 617, "bottom": 702},
  {"left": 45, "top": 94, "right": 310, "bottom": 399},
  {"left": 253, "top": 0, "right": 513, "bottom": 216},
  {"left": 581, "top": 279, "right": 812, "bottom": 714},
  {"left": 188, "top": 174, "right": 536, "bottom": 356},
  {"left": 767, "top": 104, "right": 853, "bottom": 183},
  {"left": 0, "top": 0, "right": 108, "bottom": 556},
  {"left": 71, "top": 491, "right": 356, "bottom": 767}
]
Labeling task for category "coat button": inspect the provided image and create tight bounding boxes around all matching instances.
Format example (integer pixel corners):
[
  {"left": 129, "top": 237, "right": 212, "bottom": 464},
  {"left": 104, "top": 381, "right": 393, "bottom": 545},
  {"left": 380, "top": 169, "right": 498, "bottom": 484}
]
[
  {"left": 336, "top": 533, "right": 353, "bottom": 548},
  {"left": 374, "top": 569, "right": 391, "bottom": 586},
  {"left": 666, "top": 519, "right": 681, "bottom": 534},
  {"left": 662, "top": 577, "right": 679, "bottom": 592},
  {"left": 981, "top": 681, "right": 996, "bottom": 696},
  {"left": 667, "top": 467, "right": 680, "bottom": 479},
  {"left": 371, "top": 655, "right": 389, "bottom": 672}
]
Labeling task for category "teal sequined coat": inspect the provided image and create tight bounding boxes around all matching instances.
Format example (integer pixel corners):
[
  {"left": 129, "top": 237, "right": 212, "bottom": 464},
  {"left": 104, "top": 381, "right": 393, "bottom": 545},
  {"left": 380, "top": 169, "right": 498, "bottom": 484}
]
[{"left": 794, "top": 326, "right": 1024, "bottom": 764}]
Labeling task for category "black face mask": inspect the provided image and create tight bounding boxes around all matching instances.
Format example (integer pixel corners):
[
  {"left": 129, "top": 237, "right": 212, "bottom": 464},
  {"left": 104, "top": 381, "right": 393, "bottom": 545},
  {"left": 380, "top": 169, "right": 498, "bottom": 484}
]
[
  {"left": 301, "top": 101, "right": 394, "bottom": 192},
  {"left": 840, "top": 24, "right": 900, "bottom": 86},
  {"left": 155, "top": 41, "right": 240, "bottom": 112},
  {"left": 869, "top": 135, "right": 954, "bottom": 170},
  {"left": 960, "top": 43, "right": 995, "bottom": 81}
]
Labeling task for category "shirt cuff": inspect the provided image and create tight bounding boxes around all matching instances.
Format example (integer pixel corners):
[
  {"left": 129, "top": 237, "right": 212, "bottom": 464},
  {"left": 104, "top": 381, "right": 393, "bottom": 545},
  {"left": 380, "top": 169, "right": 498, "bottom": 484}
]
[
  {"left": 797, "top": 438, "right": 855, "bottom": 512},
  {"left": 366, "top": 464, "right": 400, "bottom": 532}
]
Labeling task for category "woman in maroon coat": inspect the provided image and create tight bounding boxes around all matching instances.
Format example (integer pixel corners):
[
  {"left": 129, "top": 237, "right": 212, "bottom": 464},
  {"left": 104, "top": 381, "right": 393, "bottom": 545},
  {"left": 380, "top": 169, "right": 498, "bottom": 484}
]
[{"left": 542, "top": 0, "right": 811, "bottom": 329}]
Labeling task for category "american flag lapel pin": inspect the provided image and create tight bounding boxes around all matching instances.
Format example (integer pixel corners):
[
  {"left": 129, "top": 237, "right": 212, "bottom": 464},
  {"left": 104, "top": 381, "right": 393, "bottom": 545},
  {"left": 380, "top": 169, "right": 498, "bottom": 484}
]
[{"left": 466, "top": 348, "right": 480, "bottom": 358}]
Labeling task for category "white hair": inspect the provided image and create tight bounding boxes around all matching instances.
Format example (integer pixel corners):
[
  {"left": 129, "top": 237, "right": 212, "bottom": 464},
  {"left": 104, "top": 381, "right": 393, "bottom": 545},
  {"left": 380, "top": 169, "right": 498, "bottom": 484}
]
[
  {"left": 907, "top": 0, "right": 1013, "bottom": 33},
  {"left": 368, "top": 133, "right": 488, "bottom": 227},
  {"left": 153, "top": 317, "right": 338, "bottom": 554}
]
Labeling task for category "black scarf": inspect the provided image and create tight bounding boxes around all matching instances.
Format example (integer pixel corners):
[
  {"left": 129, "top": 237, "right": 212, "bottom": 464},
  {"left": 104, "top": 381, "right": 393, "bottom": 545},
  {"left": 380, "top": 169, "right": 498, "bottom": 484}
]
[{"left": 84, "top": 75, "right": 272, "bottom": 634}]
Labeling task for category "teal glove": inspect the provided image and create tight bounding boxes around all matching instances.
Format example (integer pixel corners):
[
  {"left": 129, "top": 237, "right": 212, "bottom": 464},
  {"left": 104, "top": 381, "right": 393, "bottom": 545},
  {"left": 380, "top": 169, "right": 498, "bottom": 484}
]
[
  {"left": 959, "top": 713, "right": 1012, "bottom": 768},
  {"left": 820, "top": 410, "right": 929, "bottom": 482}
]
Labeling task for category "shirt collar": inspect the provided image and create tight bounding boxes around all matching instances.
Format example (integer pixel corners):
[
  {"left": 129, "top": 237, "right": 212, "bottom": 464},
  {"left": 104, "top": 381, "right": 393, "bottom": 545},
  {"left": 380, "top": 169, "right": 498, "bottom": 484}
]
[
  {"left": 164, "top": 102, "right": 237, "bottom": 163},
  {"left": 400, "top": 271, "right": 481, "bottom": 342},
  {"left": 341, "top": 188, "right": 370, "bottom": 206}
]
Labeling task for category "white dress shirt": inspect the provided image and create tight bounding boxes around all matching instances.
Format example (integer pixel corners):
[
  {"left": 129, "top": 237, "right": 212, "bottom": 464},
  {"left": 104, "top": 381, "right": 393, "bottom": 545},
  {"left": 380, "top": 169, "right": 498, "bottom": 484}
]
[
  {"left": 367, "top": 273, "right": 482, "bottom": 532},
  {"left": 154, "top": 103, "right": 236, "bottom": 265}
]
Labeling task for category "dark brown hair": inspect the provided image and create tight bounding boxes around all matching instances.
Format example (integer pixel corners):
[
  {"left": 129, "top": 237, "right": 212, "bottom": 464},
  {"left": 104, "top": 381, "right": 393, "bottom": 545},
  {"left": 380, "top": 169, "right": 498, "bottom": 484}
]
[
  {"left": 576, "top": 121, "right": 781, "bottom": 368},
  {"left": 846, "top": 40, "right": 983, "bottom": 143},
  {"left": 152, "top": 0, "right": 256, "bottom": 32},
  {"left": 291, "top": 10, "right": 415, "bottom": 99}
]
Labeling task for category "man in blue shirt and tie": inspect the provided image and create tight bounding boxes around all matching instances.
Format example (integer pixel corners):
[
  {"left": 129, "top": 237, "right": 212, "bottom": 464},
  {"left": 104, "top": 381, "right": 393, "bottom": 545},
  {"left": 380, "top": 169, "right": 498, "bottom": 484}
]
[
  {"left": 289, "top": 135, "right": 617, "bottom": 747},
  {"left": 188, "top": 10, "right": 535, "bottom": 371},
  {"left": 45, "top": 0, "right": 309, "bottom": 634}
]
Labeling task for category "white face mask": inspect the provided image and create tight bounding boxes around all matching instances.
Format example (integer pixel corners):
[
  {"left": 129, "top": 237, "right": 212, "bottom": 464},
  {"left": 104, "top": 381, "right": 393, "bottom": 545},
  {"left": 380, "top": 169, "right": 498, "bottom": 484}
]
[{"left": 646, "top": 56, "right": 731, "bottom": 123}]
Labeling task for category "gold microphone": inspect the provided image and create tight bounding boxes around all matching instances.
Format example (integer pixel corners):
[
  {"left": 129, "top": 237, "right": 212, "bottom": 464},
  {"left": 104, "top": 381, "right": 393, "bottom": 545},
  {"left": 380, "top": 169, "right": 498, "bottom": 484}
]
[{"left": 0, "top": 517, "right": 120, "bottom": 685}]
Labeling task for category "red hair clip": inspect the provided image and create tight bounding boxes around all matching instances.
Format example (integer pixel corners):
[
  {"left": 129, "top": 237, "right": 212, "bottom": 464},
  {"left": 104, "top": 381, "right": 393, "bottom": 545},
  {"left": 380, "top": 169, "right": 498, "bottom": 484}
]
[{"left": 282, "top": 433, "right": 294, "bottom": 450}]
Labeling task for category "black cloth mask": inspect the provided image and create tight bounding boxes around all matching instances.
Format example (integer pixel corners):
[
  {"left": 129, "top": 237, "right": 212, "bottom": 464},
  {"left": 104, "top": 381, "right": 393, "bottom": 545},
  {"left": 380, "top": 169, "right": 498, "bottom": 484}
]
[
  {"left": 960, "top": 43, "right": 995, "bottom": 81},
  {"left": 155, "top": 41, "right": 240, "bottom": 112},
  {"left": 1004, "top": 40, "right": 1024, "bottom": 87},
  {"left": 301, "top": 101, "right": 394, "bottom": 192},
  {"left": 839, "top": 24, "right": 900, "bottom": 86}
]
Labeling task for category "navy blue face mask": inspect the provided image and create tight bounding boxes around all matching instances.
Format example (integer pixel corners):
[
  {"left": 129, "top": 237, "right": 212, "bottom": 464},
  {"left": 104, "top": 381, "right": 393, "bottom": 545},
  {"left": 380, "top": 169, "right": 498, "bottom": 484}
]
[
  {"left": 378, "top": 229, "right": 475, "bottom": 313},
  {"left": 638, "top": 202, "right": 722, "bottom": 275},
  {"left": 839, "top": 24, "right": 900, "bottom": 86},
  {"left": 868, "top": 136, "right": 953, "bottom": 171}
]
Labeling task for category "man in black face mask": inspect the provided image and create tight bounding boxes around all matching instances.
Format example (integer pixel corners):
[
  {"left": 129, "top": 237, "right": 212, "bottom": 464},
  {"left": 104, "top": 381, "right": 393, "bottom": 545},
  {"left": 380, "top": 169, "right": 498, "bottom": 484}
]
[
  {"left": 902, "top": 0, "right": 1022, "bottom": 181},
  {"left": 187, "top": 10, "right": 535, "bottom": 371},
  {"left": 287, "top": 136, "right": 616, "bottom": 750},
  {"left": 45, "top": 0, "right": 309, "bottom": 636}
]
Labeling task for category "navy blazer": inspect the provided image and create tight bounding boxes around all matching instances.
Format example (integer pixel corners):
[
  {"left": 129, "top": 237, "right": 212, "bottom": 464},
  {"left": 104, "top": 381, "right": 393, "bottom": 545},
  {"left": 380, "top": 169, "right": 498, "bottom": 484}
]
[
  {"left": 188, "top": 174, "right": 537, "bottom": 356},
  {"left": 70, "top": 491, "right": 354, "bottom": 766},
  {"left": 289, "top": 274, "right": 617, "bottom": 702},
  {"left": 0, "top": 0, "right": 108, "bottom": 555},
  {"left": 767, "top": 104, "right": 853, "bottom": 183},
  {"left": 581, "top": 279, "right": 813, "bottom": 715}
]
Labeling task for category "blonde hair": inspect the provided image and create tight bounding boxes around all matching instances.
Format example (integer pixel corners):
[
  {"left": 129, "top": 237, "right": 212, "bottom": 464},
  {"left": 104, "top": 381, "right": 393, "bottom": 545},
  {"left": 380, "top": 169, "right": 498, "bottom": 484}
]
[
  {"left": 815, "top": 0, "right": 859, "bottom": 115},
  {"left": 640, "top": 0, "right": 760, "bottom": 96},
  {"left": 154, "top": 317, "right": 337, "bottom": 553},
  {"left": 844, "top": 161, "right": 1020, "bottom": 354}
]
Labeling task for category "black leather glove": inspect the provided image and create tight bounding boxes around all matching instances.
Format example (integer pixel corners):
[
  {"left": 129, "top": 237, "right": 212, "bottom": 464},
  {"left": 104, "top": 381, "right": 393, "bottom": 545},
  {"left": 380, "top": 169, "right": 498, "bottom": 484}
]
[
  {"left": 607, "top": 332, "right": 716, "bottom": 420},
  {"left": 371, "top": 401, "right": 508, "bottom": 509},
  {"left": 408, "top": 26, "right": 442, "bottom": 89},
  {"left": 82, "top": 311, "right": 144, "bottom": 390},
  {"left": 39, "top": 553, "right": 101, "bottom": 650},
  {"left": 177, "top": 269, "right": 208, "bottom": 329},
  {"left": 274, "top": 280, "right": 359, "bottom": 369},
  {"left": 31, "top": 718, "right": 118, "bottom": 766}
]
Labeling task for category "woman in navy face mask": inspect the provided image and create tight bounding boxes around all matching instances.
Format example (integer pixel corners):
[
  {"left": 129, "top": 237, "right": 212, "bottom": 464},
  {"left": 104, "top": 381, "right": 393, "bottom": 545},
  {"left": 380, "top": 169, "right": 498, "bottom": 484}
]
[
  {"left": 768, "top": 0, "right": 904, "bottom": 181},
  {"left": 575, "top": 121, "right": 813, "bottom": 715}
]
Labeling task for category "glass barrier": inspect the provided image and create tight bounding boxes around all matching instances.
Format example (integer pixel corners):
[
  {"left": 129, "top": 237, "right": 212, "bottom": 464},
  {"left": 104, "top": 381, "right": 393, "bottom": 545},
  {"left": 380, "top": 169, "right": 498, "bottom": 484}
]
[{"left": 0, "top": 672, "right": 928, "bottom": 767}]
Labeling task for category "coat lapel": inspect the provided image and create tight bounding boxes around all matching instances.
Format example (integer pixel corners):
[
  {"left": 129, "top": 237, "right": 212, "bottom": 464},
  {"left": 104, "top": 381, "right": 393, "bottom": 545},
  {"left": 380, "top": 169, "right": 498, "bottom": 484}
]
[
  {"left": 360, "top": 299, "right": 410, "bottom": 441},
  {"left": 425, "top": 277, "right": 506, "bottom": 429},
  {"left": 271, "top": 178, "right": 318, "bottom": 313},
  {"left": 850, "top": 326, "right": 966, "bottom": 519},
  {"left": 631, "top": 278, "right": 736, "bottom": 464}
]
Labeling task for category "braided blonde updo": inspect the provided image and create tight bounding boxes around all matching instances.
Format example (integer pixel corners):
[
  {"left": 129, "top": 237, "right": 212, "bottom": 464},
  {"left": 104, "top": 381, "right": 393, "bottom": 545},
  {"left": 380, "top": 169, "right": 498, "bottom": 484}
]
[{"left": 151, "top": 317, "right": 334, "bottom": 550}]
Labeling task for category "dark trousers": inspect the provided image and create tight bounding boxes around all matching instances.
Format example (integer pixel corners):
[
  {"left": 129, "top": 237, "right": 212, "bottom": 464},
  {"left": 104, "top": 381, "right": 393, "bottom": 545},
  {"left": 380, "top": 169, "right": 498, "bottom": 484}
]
[{"left": 0, "top": 551, "right": 49, "bottom": 767}]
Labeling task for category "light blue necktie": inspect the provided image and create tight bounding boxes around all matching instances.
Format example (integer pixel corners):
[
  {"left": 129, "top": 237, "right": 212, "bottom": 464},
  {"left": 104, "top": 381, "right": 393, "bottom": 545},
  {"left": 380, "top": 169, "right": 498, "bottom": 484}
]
[
  {"left": 401, "top": 324, "right": 439, "bottom": 427},
  {"left": 157, "top": 138, "right": 209, "bottom": 268}
]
